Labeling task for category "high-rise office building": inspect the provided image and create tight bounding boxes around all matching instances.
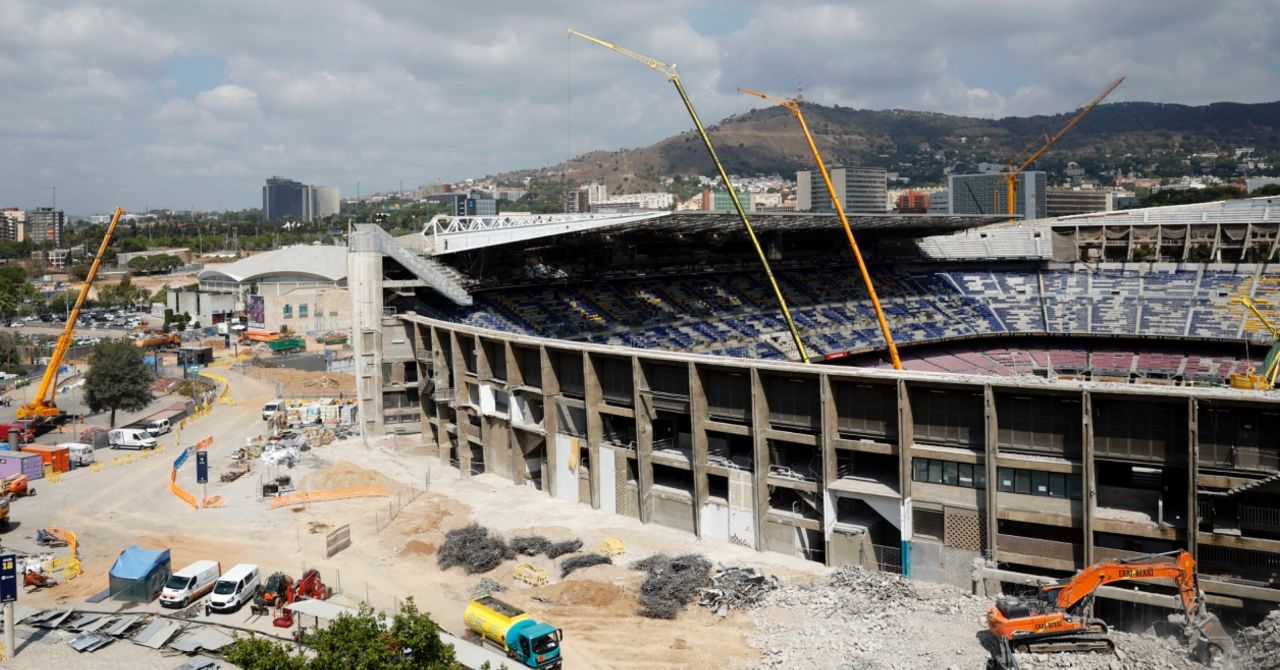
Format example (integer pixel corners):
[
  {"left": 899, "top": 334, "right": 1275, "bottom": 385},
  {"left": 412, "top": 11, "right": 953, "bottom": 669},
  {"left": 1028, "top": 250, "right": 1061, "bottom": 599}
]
[
  {"left": 311, "top": 186, "right": 341, "bottom": 218},
  {"left": 0, "top": 208, "right": 26, "bottom": 242},
  {"left": 563, "top": 189, "right": 589, "bottom": 213},
  {"left": 263, "top": 177, "right": 312, "bottom": 222},
  {"left": 796, "top": 167, "right": 887, "bottom": 213},
  {"left": 948, "top": 172, "right": 1047, "bottom": 219},
  {"left": 27, "top": 207, "right": 65, "bottom": 246}
]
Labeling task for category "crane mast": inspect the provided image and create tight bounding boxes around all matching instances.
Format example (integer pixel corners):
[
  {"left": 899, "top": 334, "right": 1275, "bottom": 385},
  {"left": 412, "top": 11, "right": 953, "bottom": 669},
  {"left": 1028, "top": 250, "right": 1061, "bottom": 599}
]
[
  {"left": 567, "top": 29, "right": 811, "bottom": 363},
  {"left": 998, "top": 77, "right": 1124, "bottom": 219},
  {"left": 18, "top": 207, "right": 125, "bottom": 421},
  {"left": 737, "top": 87, "right": 902, "bottom": 370}
]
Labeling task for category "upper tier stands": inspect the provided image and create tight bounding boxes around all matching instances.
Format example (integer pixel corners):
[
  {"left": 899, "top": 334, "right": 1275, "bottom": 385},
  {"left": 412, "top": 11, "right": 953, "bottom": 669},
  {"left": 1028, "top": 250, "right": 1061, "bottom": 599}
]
[{"left": 420, "top": 264, "right": 1280, "bottom": 379}]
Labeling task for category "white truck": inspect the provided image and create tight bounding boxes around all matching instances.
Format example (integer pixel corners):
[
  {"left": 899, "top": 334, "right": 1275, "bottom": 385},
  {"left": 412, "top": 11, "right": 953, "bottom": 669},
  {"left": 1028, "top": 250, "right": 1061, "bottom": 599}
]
[
  {"left": 58, "top": 442, "right": 96, "bottom": 466},
  {"left": 108, "top": 428, "right": 157, "bottom": 450}
]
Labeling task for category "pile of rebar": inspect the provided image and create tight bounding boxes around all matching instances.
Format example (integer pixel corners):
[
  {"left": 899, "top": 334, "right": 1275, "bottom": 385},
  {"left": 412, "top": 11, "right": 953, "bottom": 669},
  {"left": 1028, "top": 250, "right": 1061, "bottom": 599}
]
[
  {"left": 698, "top": 565, "right": 782, "bottom": 616},
  {"left": 560, "top": 554, "right": 612, "bottom": 578},
  {"left": 437, "top": 523, "right": 514, "bottom": 574},
  {"left": 509, "top": 535, "right": 583, "bottom": 559},
  {"left": 630, "top": 553, "right": 712, "bottom": 619}
]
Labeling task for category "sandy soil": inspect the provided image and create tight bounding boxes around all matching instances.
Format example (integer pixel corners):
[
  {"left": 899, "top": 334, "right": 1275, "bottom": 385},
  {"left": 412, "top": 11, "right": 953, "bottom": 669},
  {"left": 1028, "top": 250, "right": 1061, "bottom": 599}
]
[
  {"left": 246, "top": 367, "right": 355, "bottom": 395},
  {"left": 0, "top": 356, "right": 828, "bottom": 669}
]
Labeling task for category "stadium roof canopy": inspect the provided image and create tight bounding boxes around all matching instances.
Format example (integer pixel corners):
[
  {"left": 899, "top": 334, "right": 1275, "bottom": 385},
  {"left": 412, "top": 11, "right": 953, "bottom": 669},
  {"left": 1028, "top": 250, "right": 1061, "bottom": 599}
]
[
  {"left": 422, "top": 211, "right": 1012, "bottom": 255},
  {"left": 197, "top": 244, "right": 348, "bottom": 284}
]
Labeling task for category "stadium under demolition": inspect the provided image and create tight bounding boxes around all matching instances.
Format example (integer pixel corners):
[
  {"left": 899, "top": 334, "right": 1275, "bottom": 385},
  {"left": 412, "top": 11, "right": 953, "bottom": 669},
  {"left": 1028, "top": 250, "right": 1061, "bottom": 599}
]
[{"left": 345, "top": 197, "right": 1280, "bottom": 665}]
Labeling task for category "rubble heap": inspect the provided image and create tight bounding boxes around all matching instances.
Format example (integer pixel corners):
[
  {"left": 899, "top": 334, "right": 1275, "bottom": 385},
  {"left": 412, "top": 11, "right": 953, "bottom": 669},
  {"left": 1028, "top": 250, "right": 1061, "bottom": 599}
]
[
  {"left": 1234, "top": 608, "right": 1280, "bottom": 670},
  {"left": 560, "top": 554, "right": 612, "bottom": 578},
  {"left": 436, "top": 523, "right": 513, "bottom": 574},
  {"left": 827, "top": 565, "right": 916, "bottom": 601},
  {"left": 698, "top": 565, "right": 782, "bottom": 616},
  {"left": 630, "top": 553, "right": 712, "bottom": 620}
]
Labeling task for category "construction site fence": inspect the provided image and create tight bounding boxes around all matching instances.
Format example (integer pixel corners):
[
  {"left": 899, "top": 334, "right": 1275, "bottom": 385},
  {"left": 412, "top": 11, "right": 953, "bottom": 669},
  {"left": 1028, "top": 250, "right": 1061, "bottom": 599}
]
[
  {"left": 269, "top": 486, "right": 389, "bottom": 509},
  {"left": 374, "top": 484, "right": 426, "bottom": 534}
]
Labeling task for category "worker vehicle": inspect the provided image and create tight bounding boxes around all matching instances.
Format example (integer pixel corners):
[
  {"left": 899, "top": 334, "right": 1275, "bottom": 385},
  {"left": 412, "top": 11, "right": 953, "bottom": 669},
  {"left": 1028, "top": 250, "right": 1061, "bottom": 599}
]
[
  {"left": 0, "top": 422, "right": 35, "bottom": 444},
  {"left": 0, "top": 475, "right": 34, "bottom": 498},
  {"left": 206, "top": 563, "right": 261, "bottom": 614},
  {"left": 464, "top": 596, "right": 563, "bottom": 669},
  {"left": 987, "top": 550, "right": 1232, "bottom": 668},
  {"left": 249, "top": 569, "right": 329, "bottom": 627},
  {"left": 60, "top": 443, "right": 96, "bottom": 467},
  {"left": 108, "top": 428, "right": 157, "bottom": 450},
  {"left": 18, "top": 208, "right": 125, "bottom": 427},
  {"left": 144, "top": 418, "right": 172, "bottom": 437},
  {"left": 262, "top": 399, "right": 284, "bottom": 422},
  {"left": 160, "top": 560, "right": 221, "bottom": 608}
]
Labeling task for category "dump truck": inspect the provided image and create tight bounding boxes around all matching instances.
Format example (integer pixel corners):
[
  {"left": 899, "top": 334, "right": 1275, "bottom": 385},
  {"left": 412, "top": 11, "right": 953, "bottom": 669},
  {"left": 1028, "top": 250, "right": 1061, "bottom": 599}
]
[{"left": 463, "top": 596, "right": 563, "bottom": 669}]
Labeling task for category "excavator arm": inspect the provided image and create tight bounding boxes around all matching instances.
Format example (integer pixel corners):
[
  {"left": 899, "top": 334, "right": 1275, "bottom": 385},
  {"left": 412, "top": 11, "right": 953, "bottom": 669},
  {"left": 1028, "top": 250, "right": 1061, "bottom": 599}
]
[
  {"left": 1046, "top": 550, "right": 1200, "bottom": 614},
  {"left": 18, "top": 207, "right": 125, "bottom": 421}
]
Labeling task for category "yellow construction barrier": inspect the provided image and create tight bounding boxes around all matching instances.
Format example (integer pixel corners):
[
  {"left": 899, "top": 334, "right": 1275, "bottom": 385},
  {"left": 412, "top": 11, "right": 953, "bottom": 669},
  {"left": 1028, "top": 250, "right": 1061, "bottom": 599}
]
[
  {"left": 599, "top": 538, "right": 625, "bottom": 557},
  {"left": 202, "top": 496, "right": 224, "bottom": 508},
  {"left": 268, "top": 487, "right": 389, "bottom": 509},
  {"left": 514, "top": 562, "right": 548, "bottom": 587},
  {"left": 89, "top": 461, "right": 103, "bottom": 473},
  {"left": 46, "top": 471, "right": 62, "bottom": 484},
  {"left": 46, "top": 555, "right": 81, "bottom": 581}
]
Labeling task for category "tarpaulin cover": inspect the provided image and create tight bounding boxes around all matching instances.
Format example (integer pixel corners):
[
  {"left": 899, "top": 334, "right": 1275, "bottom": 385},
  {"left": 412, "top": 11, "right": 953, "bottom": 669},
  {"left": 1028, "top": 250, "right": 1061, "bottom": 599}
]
[{"left": 109, "top": 545, "right": 171, "bottom": 603}]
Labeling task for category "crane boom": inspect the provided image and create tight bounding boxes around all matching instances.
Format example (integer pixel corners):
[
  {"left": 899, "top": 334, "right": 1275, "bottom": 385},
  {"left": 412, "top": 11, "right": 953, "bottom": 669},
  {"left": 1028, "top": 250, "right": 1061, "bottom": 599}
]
[
  {"left": 737, "top": 87, "right": 902, "bottom": 370},
  {"left": 18, "top": 207, "right": 125, "bottom": 421},
  {"left": 568, "top": 29, "right": 810, "bottom": 363},
  {"left": 998, "top": 76, "right": 1124, "bottom": 218},
  {"left": 1231, "top": 297, "right": 1280, "bottom": 387}
]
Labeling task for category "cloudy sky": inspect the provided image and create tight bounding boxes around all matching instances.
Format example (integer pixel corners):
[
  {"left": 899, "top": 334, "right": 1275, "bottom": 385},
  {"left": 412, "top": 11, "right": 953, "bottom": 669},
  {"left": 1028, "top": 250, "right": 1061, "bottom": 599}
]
[{"left": 2, "top": 1, "right": 1276, "bottom": 216}]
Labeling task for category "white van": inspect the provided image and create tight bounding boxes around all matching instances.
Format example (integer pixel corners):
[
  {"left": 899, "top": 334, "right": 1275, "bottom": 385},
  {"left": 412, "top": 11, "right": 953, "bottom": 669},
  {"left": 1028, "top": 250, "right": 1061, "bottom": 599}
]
[
  {"left": 59, "top": 443, "right": 96, "bottom": 466},
  {"left": 108, "top": 428, "right": 158, "bottom": 450},
  {"left": 145, "top": 418, "right": 171, "bottom": 437},
  {"left": 160, "top": 560, "right": 221, "bottom": 608},
  {"left": 206, "top": 564, "right": 260, "bottom": 614},
  {"left": 262, "top": 399, "right": 284, "bottom": 422}
]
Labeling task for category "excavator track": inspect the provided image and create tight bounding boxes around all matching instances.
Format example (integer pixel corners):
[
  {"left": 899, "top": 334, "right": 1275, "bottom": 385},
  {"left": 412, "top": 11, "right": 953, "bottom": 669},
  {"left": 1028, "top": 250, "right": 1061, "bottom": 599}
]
[{"left": 1015, "top": 634, "right": 1115, "bottom": 655}]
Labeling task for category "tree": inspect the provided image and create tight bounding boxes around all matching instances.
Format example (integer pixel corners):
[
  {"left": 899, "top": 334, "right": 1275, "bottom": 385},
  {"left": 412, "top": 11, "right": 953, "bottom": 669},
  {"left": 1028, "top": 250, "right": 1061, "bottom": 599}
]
[
  {"left": 84, "top": 340, "right": 154, "bottom": 427},
  {"left": 225, "top": 598, "right": 462, "bottom": 670}
]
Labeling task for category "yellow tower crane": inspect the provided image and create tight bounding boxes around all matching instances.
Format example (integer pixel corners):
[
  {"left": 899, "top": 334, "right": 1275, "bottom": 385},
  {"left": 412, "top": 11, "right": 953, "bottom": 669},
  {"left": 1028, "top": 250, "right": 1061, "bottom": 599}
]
[
  {"left": 1229, "top": 297, "right": 1280, "bottom": 389},
  {"left": 997, "top": 77, "right": 1124, "bottom": 219},
  {"left": 18, "top": 207, "right": 125, "bottom": 422},
  {"left": 567, "top": 29, "right": 810, "bottom": 363},
  {"left": 737, "top": 86, "right": 902, "bottom": 370}
]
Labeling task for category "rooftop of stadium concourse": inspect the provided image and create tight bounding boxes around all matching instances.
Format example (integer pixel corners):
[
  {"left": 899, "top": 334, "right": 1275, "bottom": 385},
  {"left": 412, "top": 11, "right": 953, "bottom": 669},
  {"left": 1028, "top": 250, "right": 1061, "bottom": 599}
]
[
  {"left": 420, "top": 210, "right": 1015, "bottom": 255},
  {"left": 1049, "top": 195, "right": 1278, "bottom": 227}
]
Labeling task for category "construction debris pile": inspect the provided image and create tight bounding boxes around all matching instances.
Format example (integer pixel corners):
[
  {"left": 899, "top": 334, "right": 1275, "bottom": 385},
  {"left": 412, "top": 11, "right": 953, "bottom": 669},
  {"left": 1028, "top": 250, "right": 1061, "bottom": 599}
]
[
  {"left": 437, "top": 524, "right": 514, "bottom": 575},
  {"left": 1013, "top": 631, "right": 1201, "bottom": 670},
  {"left": 560, "top": 554, "right": 611, "bottom": 579},
  {"left": 697, "top": 565, "right": 781, "bottom": 616},
  {"left": 630, "top": 553, "right": 712, "bottom": 620},
  {"left": 1234, "top": 608, "right": 1280, "bottom": 670},
  {"left": 472, "top": 578, "right": 507, "bottom": 599},
  {"left": 747, "top": 567, "right": 992, "bottom": 670}
]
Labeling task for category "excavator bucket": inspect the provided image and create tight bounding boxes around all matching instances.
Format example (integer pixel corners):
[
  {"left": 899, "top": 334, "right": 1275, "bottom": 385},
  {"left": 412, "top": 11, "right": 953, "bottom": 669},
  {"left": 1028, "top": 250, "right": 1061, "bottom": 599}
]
[{"left": 1191, "top": 611, "right": 1233, "bottom": 659}]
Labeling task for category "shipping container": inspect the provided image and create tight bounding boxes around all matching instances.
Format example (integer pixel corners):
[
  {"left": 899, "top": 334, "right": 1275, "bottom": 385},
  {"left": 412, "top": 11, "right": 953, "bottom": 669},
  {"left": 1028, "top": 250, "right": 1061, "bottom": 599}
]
[
  {"left": 0, "top": 451, "right": 45, "bottom": 480},
  {"left": 21, "top": 444, "right": 71, "bottom": 473}
]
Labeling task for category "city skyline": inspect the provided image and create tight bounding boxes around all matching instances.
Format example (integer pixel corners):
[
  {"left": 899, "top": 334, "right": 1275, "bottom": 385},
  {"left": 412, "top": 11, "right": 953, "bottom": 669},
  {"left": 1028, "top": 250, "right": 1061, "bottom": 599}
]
[{"left": 1, "top": 1, "right": 1277, "bottom": 215}]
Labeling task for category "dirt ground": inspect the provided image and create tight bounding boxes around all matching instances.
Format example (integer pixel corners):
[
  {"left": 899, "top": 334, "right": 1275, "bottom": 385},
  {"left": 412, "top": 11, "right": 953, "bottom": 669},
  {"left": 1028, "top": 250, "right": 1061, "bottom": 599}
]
[
  {"left": 247, "top": 367, "right": 355, "bottom": 395},
  {"left": 1, "top": 357, "right": 835, "bottom": 669}
]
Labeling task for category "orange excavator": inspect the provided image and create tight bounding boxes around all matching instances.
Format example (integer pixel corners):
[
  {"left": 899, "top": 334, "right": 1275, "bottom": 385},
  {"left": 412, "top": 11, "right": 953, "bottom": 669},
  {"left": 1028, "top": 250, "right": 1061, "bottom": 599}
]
[{"left": 987, "top": 550, "right": 1232, "bottom": 668}]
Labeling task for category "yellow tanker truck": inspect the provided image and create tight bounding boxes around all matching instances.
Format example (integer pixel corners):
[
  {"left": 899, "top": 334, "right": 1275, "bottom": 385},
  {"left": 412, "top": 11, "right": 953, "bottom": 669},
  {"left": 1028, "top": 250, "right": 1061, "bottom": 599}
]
[{"left": 463, "top": 596, "right": 563, "bottom": 669}]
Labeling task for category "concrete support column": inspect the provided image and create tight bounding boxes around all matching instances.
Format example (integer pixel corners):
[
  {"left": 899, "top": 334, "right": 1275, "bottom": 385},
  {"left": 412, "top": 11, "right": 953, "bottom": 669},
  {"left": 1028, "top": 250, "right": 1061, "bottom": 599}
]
[
  {"left": 983, "top": 385, "right": 999, "bottom": 561},
  {"left": 635, "top": 359, "right": 656, "bottom": 525},
  {"left": 450, "top": 331, "right": 472, "bottom": 476},
  {"left": 539, "top": 346, "right": 560, "bottom": 495},
  {"left": 504, "top": 342, "right": 523, "bottom": 486},
  {"left": 751, "top": 368, "right": 769, "bottom": 551},
  {"left": 583, "top": 353, "right": 602, "bottom": 510},
  {"left": 687, "top": 362, "right": 707, "bottom": 535},
  {"left": 1081, "top": 391, "right": 1096, "bottom": 567},
  {"left": 897, "top": 380, "right": 914, "bottom": 576},
  {"left": 1188, "top": 397, "right": 1200, "bottom": 561},
  {"left": 348, "top": 247, "right": 385, "bottom": 437},
  {"left": 819, "top": 375, "right": 837, "bottom": 566}
]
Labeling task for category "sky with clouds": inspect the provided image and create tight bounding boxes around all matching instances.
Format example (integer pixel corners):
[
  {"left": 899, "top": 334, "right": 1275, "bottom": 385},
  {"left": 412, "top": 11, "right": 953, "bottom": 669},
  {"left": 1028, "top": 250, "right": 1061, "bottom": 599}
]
[{"left": 2, "top": 1, "right": 1276, "bottom": 215}]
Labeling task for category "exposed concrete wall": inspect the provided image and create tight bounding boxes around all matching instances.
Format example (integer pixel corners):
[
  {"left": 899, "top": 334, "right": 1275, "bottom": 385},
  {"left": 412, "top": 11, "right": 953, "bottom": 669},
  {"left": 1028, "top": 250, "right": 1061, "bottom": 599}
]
[
  {"left": 348, "top": 249, "right": 384, "bottom": 436},
  {"left": 396, "top": 313, "right": 1280, "bottom": 608}
]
